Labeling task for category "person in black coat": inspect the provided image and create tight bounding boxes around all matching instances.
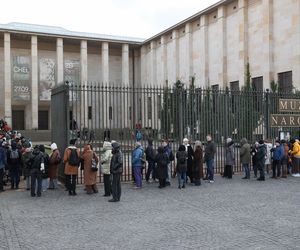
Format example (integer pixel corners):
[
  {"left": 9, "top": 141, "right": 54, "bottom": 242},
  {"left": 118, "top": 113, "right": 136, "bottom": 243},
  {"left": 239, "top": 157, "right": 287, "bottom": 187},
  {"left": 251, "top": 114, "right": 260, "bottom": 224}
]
[
  {"left": 28, "top": 146, "right": 44, "bottom": 197},
  {"left": 7, "top": 141, "right": 22, "bottom": 189},
  {"left": 183, "top": 138, "right": 194, "bottom": 183},
  {"left": 155, "top": 146, "right": 169, "bottom": 188},
  {"left": 145, "top": 138, "right": 156, "bottom": 182}
]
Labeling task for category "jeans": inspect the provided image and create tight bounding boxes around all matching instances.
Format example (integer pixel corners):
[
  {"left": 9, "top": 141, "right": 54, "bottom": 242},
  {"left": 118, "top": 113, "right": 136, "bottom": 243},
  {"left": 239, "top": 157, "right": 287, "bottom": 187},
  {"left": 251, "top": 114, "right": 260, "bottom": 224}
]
[
  {"left": 253, "top": 164, "right": 258, "bottom": 177},
  {"left": 10, "top": 166, "right": 20, "bottom": 188},
  {"left": 243, "top": 163, "right": 250, "bottom": 178},
  {"left": 42, "top": 178, "right": 48, "bottom": 191},
  {"left": 112, "top": 173, "right": 121, "bottom": 201},
  {"left": 0, "top": 168, "right": 4, "bottom": 190},
  {"left": 177, "top": 171, "right": 186, "bottom": 187},
  {"left": 133, "top": 166, "right": 142, "bottom": 187},
  {"left": 258, "top": 162, "right": 265, "bottom": 178},
  {"left": 31, "top": 169, "right": 42, "bottom": 196},
  {"left": 146, "top": 161, "right": 155, "bottom": 181},
  {"left": 272, "top": 160, "right": 281, "bottom": 177},
  {"left": 49, "top": 178, "right": 58, "bottom": 189},
  {"left": 206, "top": 159, "right": 214, "bottom": 181},
  {"left": 166, "top": 163, "right": 171, "bottom": 182}
]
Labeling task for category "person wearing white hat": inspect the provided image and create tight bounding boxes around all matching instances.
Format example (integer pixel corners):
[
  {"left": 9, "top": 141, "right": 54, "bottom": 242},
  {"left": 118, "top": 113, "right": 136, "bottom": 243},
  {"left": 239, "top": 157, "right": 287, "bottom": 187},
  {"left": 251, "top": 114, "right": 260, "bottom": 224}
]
[
  {"left": 101, "top": 141, "right": 113, "bottom": 196},
  {"left": 48, "top": 143, "right": 61, "bottom": 189}
]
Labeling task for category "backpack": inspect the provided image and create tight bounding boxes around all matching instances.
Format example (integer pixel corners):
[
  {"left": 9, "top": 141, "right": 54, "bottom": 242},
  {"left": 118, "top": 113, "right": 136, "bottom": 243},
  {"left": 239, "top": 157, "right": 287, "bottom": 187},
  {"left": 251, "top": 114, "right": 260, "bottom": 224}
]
[
  {"left": 178, "top": 153, "right": 186, "bottom": 164},
  {"left": 68, "top": 148, "right": 80, "bottom": 166},
  {"left": 136, "top": 131, "right": 142, "bottom": 141},
  {"left": 10, "top": 150, "right": 19, "bottom": 164}
]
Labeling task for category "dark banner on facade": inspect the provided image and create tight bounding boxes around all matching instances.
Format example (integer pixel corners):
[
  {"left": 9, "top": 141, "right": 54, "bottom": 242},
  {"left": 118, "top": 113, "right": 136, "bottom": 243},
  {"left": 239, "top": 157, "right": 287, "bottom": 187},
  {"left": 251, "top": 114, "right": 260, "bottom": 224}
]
[
  {"left": 271, "top": 114, "right": 300, "bottom": 127},
  {"left": 64, "top": 59, "right": 80, "bottom": 101},
  {"left": 12, "top": 56, "right": 31, "bottom": 101},
  {"left": 39, "top": 58, "right": 56, "bottom": 101}
]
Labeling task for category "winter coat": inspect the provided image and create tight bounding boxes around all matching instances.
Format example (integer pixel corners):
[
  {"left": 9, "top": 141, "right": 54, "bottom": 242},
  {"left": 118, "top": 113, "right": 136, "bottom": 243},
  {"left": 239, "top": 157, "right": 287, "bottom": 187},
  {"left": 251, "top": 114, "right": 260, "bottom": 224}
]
[
  {"left": 41, "top": 152, "right": 50, "bottom": 179},
  {"left": 48, "top": 149, "right": 61, "bottom": 179},
  {"left": 163, "top": 145, "right": 174, "bottom": 163},
  {"left": 132, "top": 146, "right": 144, "bottom": 167},
  {"left": 145, "top": 145, "right": 155, "bottom": 162},
  {"left": 7, "top": 148, "right": 22, "bottom": 170},
  {"left": 101, "top": 149, "right": 112, "bottom": 175},
  {"left": 265, "top": 143, "right": 273, "bottom": 165},
  {"left": 272, "top": 145, "right": 284, "bottom": 161},
  {"left": 291, "top": 141, "right": 300, "bottom": 158},
  {"left": 28, "top": 148, "right": 44, "bottom": 171},
  {"left": 0, "top": 146, "right": 7, "bottom": 170},
  {"left": 63, "top": 146, "right": 80, "bottom": 175},
  {"left": 194, "top": 147, "right": 203, "bottom": 179},
  {"left": 256, "top": 144, "right": 267, "bottom": 166},
  {"left": 204, "top": 141, "right": 216, "bottom": 162},
  {"left": 225, "top": 142, "right": 235, "bottom": 166},
  {"left": 81, "top": 149, "right": 99, "bottom": 186},
  {"left": 240, "top": 139, "right": 251, "bottom": 164},
  {"left": 110, "top": 149, "right": 123, "bottom": 174},
  {"left": 155, "top": 152, "right": 168, "bottom": 179},
  {"left": 176, "top": 151, "right": 187, "bottom": 173},
  {"left": 22, "top": 149, "right": 32, "bottom": 177}
]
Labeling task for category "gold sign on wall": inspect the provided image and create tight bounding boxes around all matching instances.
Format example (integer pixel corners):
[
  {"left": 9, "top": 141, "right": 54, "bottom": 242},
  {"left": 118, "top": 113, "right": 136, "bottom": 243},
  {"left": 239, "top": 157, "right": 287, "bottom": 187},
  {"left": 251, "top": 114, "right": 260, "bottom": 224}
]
[
  {"left": 271, "top": 114, "right": 300, "bottom": 127},
  {"left": 279, "top": 99, "right": 300, "bottom": 112}
]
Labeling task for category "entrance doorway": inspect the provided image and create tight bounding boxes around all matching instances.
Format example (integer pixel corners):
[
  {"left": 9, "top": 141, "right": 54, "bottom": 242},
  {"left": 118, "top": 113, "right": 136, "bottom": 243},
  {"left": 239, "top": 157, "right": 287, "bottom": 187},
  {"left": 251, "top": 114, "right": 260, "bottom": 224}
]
[
  {"left": 38, "top": 110, "right": 49, "bottom": 130},
  {"left": 12, "top": 110, "right": 25, "bottom": 130}
]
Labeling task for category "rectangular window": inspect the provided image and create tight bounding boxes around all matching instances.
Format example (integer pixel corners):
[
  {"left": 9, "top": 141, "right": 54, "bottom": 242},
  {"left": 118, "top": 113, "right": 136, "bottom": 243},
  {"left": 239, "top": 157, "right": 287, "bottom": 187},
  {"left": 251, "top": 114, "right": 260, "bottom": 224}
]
[
  {"left": 252, "top": 76, "right": 263, "bottom": 112},
  {"left": 230, "top": 81, "right": 239, "bottom": 92},
  {"left": 38, "top": 110, "right": 49, "bottom": 130},
  {"left": 278, "top": 71, "right": 293, "bottom": 93},
  {"left": 147, "top": 96, "right": 152, "bottom": 120},
  {"left": 109, "top": 106, "right": 112, "bottom": 120},
  {"left": 88, "top": 106, "right": 92, "bottom": 120},
  {"left": 12, "top": 110, "right": 25, "bottom": 130}
]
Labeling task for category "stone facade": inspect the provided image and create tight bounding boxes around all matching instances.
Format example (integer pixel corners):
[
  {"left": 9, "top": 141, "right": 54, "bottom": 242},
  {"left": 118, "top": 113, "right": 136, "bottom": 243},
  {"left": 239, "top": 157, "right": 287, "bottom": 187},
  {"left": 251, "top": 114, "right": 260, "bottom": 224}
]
[{"left": 0, "top": 0, "right": 299, "bottom": 130}]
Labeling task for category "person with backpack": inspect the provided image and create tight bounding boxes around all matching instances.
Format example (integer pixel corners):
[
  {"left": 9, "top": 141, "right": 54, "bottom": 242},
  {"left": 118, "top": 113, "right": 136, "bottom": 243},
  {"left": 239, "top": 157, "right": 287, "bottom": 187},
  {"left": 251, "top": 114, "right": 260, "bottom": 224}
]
[
  {"left": 63, "top": 139, "right": 80, "bottom": 196},
  {"left": 101, "top": 141, "right": 113, "bottom": 196},
  {"left": 7, "top": 141, "right": 22, "bottom": 189},
  {"left": 48, "top": 143, "right": 61, "bottom": 189},
  {"left": 0, "top": 141, "right": 7, "bottom": 192},
  {"left": 109, "top": 141, "right": 123, "bottom": 202},
  {"left": 81, "top": 143, "right": 99, "bottom": 195},
  {"left": 132, "top": 141, "right": 144, "bottom": 189},
  {"left": 145, "top": 138, "right": 156, "bottom": 183},
  {"left": 155, "top": 146, "right": 169, "bottom": 188},
  {"left": 256, "top": 140, "right": 267, "bottom": 181},
  {"left": 176, "top": 145, "right": 188, "bottom": 189},
  {"left": 28, "top": 145, "right": 44, "bottom": 197}
]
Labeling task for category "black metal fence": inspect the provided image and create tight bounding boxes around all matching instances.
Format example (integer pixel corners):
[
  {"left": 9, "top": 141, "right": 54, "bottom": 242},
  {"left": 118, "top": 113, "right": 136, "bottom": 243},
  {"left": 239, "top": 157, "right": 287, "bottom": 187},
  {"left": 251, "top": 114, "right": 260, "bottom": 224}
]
[{"left": 52, "top": 82, "right": 300, "bottom": 183}]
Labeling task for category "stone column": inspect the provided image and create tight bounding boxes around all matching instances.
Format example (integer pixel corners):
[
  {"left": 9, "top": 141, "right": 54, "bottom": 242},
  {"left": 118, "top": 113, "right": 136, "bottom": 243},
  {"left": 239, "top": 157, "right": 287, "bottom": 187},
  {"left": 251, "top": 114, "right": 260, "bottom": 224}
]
[
  {"left": 238, "top": 0, "right": 248, "bottom": 87},
  {"left": 102, "top": 42, "right": 109, "bottom": 84},
  {"left": 31, "top": 35, "right": 38, "bottom": 129},
  {"left": 200, "top": 15, "right": 209, "bottom": 86},
  {"left": 161, "top": 36, "right": 168, "bottom": 86},
  {"left": 262, "top": 0, "right": 274, "bottom": 89},
  {"left": 150, "top": 41, "right": 156, "bottom": 86},
  {"left": 122, "top": 44, "right": 129, "bottom": 85},
  {"left": 80, "top": 40, "right": 88, "bottom": 128},
  {"left": 185, "top": 23, "right": 193, "bottom": 83},
  {"left": 140, "top": 46, "right": 147, "bottom": 86},
  {"left": 4, "top": 33, "right": 12, "bottom": 126},
  {"left": 218, "top": 6, "right": 227, "bottom": 87},
  {"left": 172, "top": 30, "right": 179, "bottom": 82},
  {"left": 56, "top": 38, "right": 64, "bottom": 85}
]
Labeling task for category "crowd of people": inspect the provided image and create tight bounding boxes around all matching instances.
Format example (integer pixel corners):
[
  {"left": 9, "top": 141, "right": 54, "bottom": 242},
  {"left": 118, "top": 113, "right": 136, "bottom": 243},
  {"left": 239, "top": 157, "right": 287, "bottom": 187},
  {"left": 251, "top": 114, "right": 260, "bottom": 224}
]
[{"left": 1, "top": 117, "right": 300, "bottom": 203}]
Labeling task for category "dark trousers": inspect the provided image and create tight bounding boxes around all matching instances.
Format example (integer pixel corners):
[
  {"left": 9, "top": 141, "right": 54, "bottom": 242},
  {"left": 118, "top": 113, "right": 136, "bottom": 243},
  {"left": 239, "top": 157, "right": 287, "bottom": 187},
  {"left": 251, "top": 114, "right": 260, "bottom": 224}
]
[
  {"left": 253, "top": 164, "right": 258, "bottom": 177},
  {"left": 112, "top": 173, "right": 121, "bottom": 201},
  {"left": 66, "top": 175, "right": 77, "bottom": 194},
  {"left": 103, "top": 174, "right": 111, "bottom": 195},
  {"left": 206, "top": 159, "right": 214, "bottom": 181},
  {"left": 31, "top": 169, "right": 42, "bottom": 196},
  {"left": 10, "top": 167, "right": 20, "bottom": 188},
  {"left": 257, "top": 162, "right": 265, "bottom": 178},
  {"left": 0, "top": 168, "right": 4, "bottom": 191},
  {"left": 159, "top": 178, "right": 166, "bottom": 188},
  {"left": 146, "top": 161, "right": 155, "bottom": 181},
  {"left": 243, "top": 163, "right": 250, "bottom": 178},
  {"left": 224, "top": 165, "right": 233, "bottom": 179},
  {"left": 272, "top": 160, "right": 281, "bottom": 177}
]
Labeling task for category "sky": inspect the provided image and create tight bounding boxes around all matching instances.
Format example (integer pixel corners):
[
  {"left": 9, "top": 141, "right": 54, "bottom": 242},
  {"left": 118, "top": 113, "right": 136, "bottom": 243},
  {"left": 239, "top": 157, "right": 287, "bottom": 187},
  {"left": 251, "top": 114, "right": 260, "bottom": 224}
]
[{"left": 1, "top": 0, "right": 220, "bottom": 39}]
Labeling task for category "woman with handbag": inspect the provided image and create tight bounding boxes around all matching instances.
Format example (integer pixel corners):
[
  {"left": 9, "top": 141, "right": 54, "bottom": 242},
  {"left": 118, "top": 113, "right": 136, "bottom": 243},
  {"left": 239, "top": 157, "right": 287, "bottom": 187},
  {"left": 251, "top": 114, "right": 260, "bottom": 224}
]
[{"left": 81, "top": 144, "right": 99, "bottom": 194}]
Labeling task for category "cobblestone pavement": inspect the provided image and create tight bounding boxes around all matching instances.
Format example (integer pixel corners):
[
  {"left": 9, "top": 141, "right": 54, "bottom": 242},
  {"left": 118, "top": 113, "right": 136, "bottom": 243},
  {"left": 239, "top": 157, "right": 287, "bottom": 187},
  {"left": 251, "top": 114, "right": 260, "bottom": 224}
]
[{"left": 0, "top": 174, "right": 300, "bottom": 250}]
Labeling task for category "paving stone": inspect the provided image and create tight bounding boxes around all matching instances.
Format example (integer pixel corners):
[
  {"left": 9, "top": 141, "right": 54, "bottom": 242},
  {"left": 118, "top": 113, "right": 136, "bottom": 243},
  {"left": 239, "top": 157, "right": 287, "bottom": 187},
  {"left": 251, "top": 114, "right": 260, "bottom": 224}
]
[{"left": 0, "top": 174, "right": 299, "bottom": 250}]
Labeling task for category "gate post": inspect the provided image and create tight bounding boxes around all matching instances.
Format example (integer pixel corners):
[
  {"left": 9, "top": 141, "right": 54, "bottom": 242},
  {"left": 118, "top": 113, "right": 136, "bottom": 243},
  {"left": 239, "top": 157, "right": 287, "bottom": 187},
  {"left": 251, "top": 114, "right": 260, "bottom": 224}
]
[
  {"left": 265, "top": 88, "right": 270, "bottom": 139},
  {"left": 179, "top": 87, "right": 184, "bottom": 142}
]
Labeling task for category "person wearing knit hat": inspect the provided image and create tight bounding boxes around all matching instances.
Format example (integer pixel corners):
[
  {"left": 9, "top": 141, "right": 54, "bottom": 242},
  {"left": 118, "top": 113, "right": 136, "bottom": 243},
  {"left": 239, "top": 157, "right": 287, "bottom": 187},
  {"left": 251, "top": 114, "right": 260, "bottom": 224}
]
[{"left": 48, "top": 142, "right": 62, "bottom": 189}]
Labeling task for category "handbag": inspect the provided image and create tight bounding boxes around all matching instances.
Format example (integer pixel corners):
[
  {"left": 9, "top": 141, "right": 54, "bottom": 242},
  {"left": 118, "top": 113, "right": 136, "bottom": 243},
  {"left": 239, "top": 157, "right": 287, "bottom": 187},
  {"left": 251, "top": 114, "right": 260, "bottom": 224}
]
[{"left": 91, "top": 153, "right": 99, "bottom": 172}]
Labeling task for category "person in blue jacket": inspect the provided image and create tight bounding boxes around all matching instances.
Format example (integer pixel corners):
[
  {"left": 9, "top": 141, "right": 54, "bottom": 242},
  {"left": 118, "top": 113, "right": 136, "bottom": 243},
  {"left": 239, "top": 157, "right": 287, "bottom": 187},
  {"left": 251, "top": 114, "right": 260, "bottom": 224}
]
[
  {"left": 271, "top": 140, "right": 284, "bottom": 178},
  {"left": 132, "top": 141, "right": 144, "bottom": 188}
]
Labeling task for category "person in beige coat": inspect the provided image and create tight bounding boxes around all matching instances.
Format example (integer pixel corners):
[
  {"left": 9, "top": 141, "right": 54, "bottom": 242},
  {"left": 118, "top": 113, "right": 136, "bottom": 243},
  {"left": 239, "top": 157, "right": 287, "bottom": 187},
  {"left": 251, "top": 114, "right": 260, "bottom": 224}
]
[
  {"left": 48, "top": 143, "right": 61, "bottom": 189},
  {"left": 101, "top": 141, "right": 113, "bottom": 196},
  {"left": 81, "top": 144, "right": 99, "bottom": 194},
  {"left": 63, "top": 139, "right": 80, "bottom": 196}
]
